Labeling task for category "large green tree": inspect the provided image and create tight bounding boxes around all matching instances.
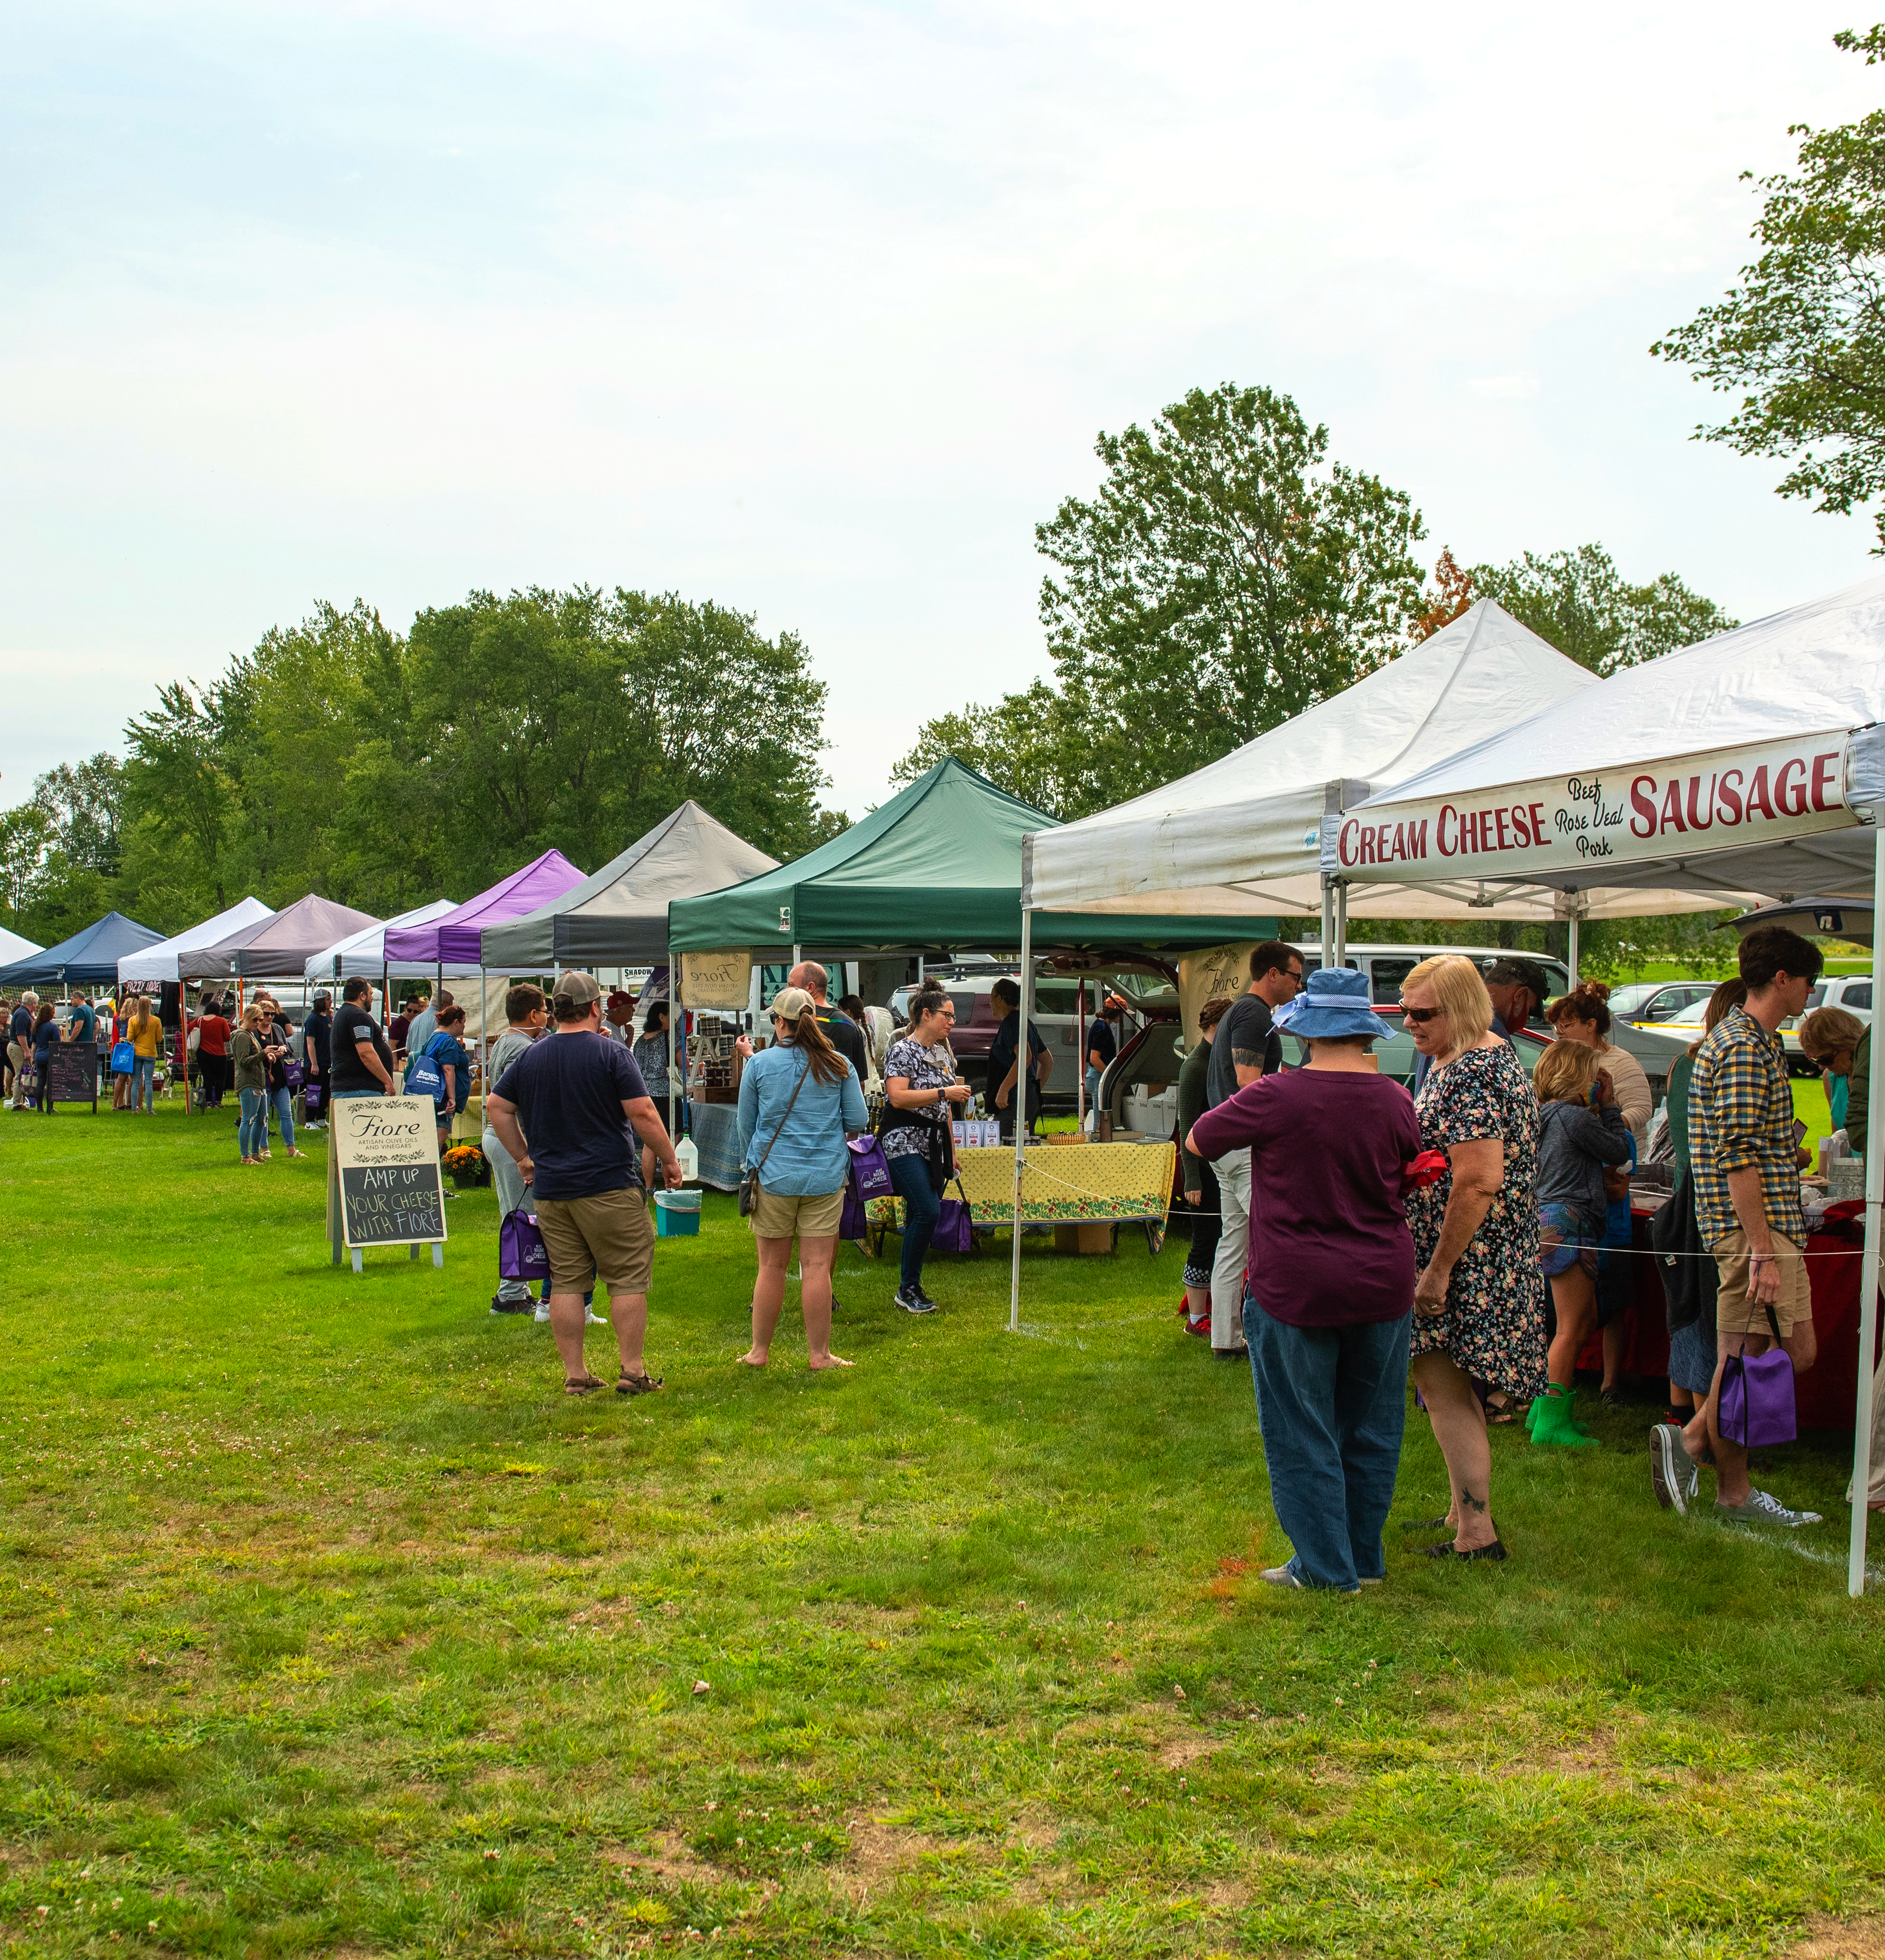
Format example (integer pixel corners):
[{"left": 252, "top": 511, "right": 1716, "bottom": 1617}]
[
  {"left": 895, "top": 383, "right": 1426, "bottom": 815},
  {"left": 1653, "top": 24, "right": 1885, "bottom": 547}
]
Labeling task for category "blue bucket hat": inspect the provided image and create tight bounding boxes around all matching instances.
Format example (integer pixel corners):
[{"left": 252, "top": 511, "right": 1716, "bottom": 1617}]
[{"left": 1273, "top": 966, "right": 1383, "bottom": 1041}]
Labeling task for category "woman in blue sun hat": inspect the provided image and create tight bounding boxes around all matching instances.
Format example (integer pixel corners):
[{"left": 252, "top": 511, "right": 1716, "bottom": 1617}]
[{"left": 1186, "top": 964, "right": 1426, "bottom": 1594}]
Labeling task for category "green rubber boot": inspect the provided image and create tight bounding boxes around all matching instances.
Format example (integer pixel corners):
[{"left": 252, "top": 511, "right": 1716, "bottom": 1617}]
[{"left": 1530, "top": 1384, "right": 1598, "bottom": 1448}]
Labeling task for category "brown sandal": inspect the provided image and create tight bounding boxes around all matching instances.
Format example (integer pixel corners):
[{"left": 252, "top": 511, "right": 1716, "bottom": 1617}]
[
  {"left": 564, "top": 1374, "right": 606, "bottom": 1396},
  {"left": 616, "top": 1370, "right": 664, "bottom": 1396}
]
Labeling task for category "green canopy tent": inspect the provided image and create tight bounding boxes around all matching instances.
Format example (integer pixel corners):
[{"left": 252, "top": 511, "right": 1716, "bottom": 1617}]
[{"left": 665, "top": 758, "right": 1276, "bottom": 959}]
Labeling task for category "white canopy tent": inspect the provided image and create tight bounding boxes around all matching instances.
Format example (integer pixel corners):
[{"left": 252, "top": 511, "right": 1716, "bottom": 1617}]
[
  {"left": 1326, "top": 570, "right": 1885, "bottom": 1595},
  {"left": 0, "top": 924, "right": 43, "bottom": 967},
  {"left": 303, "top": 900, "right": 483, "bottom": 984},
  {"left": 117, "top": 896, "right": 273, "bottom": 986},
  {"left": 1020, "top": 601, "right": 1750, "bottom": 944}
]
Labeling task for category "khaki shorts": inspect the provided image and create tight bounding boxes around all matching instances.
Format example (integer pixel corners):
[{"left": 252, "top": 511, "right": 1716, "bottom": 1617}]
[
  {"left": 749, "top": 1184, "right": 844, "bottom": 1241},
  {"left": 534, "top": 1187, "right": 656, "bottom": 1298},
  {"left": 1712, "top": 1228, "right": 1812, "bottom": 1339}
]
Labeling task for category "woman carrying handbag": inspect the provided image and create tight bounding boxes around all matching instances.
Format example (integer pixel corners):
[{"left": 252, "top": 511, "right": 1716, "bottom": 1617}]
[
  {"left": 733, "top": 987, "right": 868, "bottom": 1371},
  {"left": 879, "top": 984, "right": 972, "bottom": 1316}
]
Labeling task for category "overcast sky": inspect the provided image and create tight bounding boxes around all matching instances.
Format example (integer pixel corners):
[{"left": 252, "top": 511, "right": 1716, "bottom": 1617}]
[{"left": 4, "top": 0, "right": 1880, "bottom": 823}]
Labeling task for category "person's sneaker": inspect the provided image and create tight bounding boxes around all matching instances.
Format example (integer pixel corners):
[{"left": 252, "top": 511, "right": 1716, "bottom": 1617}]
[
  {"left": 585, "top": 1307, "right": 607, "bottom": 1326},
  {"left": 1186, "top": 1316, "right": 1210, "bottom": 1338},
  {"left": 1717, "top": 1487, "right": 1824, "bottom": 1528},
  {"left": 1650, "top": 1424, "right": 1691, "bottom": 1515},
  {"left": 490, "top": 1295, "right": 535, "bottom": 1315},
  {"left": 533, "top": 1303, "right": 551, "bottom": 1324},
  {"left": 896, "top": 1285, "right": 938, "bottom": 1315},
  {"left": 1260, "top": 1565, "right": 1304, "bottom": 1589},
  {"left": 913, "top": 1283, "right": 941, "bottom": 1311}
]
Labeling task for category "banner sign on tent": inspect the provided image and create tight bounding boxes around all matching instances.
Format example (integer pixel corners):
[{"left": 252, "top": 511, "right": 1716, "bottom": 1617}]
[
  {"left": 679, "top": 948, "right": 753, "bottom": 1009},
  {"left": 1176, "top": 944, "right": 1257, "bottom": 1045},
  {"left": 328, "top": 1097, "right": 446, "bottom": 1259},
  {"left": 1325, "top": 732, "right": 1858, "bottom": 886}
]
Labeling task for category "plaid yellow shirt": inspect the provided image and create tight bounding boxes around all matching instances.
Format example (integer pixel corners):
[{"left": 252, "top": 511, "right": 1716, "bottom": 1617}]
[{"left": 1688, "top": 1006, "right": 1806, "bottom": 1248}]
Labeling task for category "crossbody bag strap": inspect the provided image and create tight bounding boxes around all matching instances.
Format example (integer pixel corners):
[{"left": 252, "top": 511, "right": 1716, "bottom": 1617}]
[{"left": 753, "top": 1054, "right": 812, "bottom": 1176}]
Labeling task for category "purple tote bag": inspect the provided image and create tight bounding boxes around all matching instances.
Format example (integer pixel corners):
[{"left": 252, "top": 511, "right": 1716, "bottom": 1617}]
[
  {"left": 933, "top": 1184, "right": 975, "bottom": 1255},
  {"left": 846, "top": 1135, "right": 894, "bottom": 1200},
  {"left": 1718, "top": 1344, "right": 1796, "bottom": 1449},
  {"left": 499, "top": 1209, "right": 550, "bottom": 1283}
]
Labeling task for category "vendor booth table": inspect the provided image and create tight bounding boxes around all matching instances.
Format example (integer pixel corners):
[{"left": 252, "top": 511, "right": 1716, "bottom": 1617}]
[{"left": 864, "top": 1139, "right": 1178, "bottom": 1254}]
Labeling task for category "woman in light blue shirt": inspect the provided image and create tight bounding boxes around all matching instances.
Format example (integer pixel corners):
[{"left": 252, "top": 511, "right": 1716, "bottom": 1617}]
[{"left": 735, "top": 987, "right": 868, "bottom": 1371}]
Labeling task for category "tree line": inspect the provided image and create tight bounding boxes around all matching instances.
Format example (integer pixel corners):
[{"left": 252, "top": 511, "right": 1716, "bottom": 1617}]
[{"left": 1, "top": 589, "right": 844, "bottom": 947}]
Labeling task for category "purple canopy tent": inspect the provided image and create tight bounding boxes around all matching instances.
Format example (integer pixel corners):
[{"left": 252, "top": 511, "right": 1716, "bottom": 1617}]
[{"left": 382, "top": 850, "right": 586, "bottom": 965}]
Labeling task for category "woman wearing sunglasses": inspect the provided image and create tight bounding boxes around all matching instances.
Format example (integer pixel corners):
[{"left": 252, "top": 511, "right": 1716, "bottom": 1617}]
[{"left": 1400, "top": 955, "right": 1547, "bottom": 1562}]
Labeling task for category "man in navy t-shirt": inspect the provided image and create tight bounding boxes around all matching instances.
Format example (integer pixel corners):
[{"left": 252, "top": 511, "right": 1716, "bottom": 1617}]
[{"left": 487, "top": 971, "right": 685, "bottom": 1399}]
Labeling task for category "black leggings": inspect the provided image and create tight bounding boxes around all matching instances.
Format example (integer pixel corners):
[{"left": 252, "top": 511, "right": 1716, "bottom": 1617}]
[{"left": 1182, "top": 1155, "right": 1221, "bottom": 1287}]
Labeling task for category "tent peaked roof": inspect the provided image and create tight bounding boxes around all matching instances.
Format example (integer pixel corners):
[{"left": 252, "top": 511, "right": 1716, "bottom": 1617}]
[
  {"left": 481, "top": 803, "right": 778, "bottom": 969},
  {"left": 384, "top": 849, "right": 587, "bottom": 966},
  {"left": 667, "top": 759, "right": 1059, "bottom": 953},
  {"left": 183, "top": 894, "right": 381, "bottom": 980},
  {"left": 118, "top": 896, "right": 273, "bottom": 985},
  {"left": 1023, "top": 599, "right": 1594, "bottom": 917},
  {"left": 0, "top": 924, "right": 42, "bottom": 966},
  {"left": 0, "top": 909, "right": 165, "bottom": 989},
  {"left": 1358, "top": 571, "right": 1885, "bottom": 808}
]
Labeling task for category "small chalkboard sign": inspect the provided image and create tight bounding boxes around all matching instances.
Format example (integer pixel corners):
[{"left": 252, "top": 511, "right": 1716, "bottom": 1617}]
[
  {"left": 41, "top": 1042, "right": 98, "bottom": 1113},
  {"left": 327, "top": 1096, "right": 447, "bottom": 1271}
]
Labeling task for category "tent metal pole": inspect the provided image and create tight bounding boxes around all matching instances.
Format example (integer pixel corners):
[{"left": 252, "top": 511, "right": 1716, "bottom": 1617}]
[
  {"left": 1320, "top": 874, "right": 1335, "bottom": 971},
  {"left": 1077, "top": 977, "right": 1087, "bottom": 1131},
  {"left": 1008, "top": 911, "right": 1034, "bottom": 1334},
  {"left": 1567, "top": 910, "right": 1581, "bottom": 989},
  {"left": 1333, "top": 881, "right": 1348, "bottom": 967},
  {"left": 1849, "top": 809, "right": 1885, "bottom": 1596}
]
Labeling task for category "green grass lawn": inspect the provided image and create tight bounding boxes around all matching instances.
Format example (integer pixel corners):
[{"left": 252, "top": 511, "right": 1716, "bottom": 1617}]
[{"left": 3, "top": 1099, "right": 1885, "bottom": 1957}]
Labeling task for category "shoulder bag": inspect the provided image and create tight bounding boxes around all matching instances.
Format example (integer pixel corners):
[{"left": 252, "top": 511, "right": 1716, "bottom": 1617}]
[
  {"left": 740, "top": 1054, "right": 812, "bottom": 1217},
  {"left": 1718, "top": 1298, "right": 1797, "bottom": 1449}
]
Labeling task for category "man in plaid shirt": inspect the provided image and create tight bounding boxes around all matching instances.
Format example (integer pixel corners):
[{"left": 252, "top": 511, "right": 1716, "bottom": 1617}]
[{"left": 1654, "top": 926, "right": 1823, "bottom": 1527}]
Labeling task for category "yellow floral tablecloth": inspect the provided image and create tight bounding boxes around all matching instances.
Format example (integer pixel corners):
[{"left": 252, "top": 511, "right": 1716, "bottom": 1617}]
[{"left": 867, "top": 1141, "right": 1176, "bottom": 1230}]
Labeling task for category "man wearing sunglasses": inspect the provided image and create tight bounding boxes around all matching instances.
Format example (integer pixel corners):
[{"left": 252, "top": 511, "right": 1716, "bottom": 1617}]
[{"left": 1202, "top": 941, "right": 1306, "bottom": 1357}]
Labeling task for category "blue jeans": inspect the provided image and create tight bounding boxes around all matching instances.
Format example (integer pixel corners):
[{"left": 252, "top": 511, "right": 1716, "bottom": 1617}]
[
  {"left": 1243, "top": 1296, "right": 1412, "bottom": 1591},
  {"left": 268, "top": 1084, "right": 296, "bottom": 1150},
  {"left": 888, "top": 1152, "right": 941, "bottom": 1294},
  {"left": 131, "top": 1056, "right": 156, "bottom": 1111},
  {"left": 238, "top": 1087, "right": 269, "bottom": 1158}
]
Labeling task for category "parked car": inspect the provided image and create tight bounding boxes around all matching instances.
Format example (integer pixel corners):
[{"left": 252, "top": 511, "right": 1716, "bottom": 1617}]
[
  {"left": 1610, "top": 980, "right": 1717, "bottom": 1024},
  {"left": 1804, "top": 975, "right": 1875, "bottom": 1019}
]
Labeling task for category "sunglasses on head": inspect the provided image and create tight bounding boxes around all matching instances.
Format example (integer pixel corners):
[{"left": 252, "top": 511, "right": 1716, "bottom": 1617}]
[{"left": 1401, "top": 1005, "right": 1443, "bottom": 1025}]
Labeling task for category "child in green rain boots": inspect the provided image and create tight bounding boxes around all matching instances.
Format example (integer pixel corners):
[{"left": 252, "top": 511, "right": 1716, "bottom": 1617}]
[{"left": 1530, "top": 1040, "right": 1633, "bottom": 1447}]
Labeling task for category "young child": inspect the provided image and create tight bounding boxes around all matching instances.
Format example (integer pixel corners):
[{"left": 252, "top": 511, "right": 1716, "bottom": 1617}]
[{"left": 1530, "top": 1038, "right": 1631, "bottom": 1446}]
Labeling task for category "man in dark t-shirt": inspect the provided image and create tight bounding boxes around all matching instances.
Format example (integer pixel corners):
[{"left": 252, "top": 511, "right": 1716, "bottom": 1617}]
[
  {"left": 989, "top": 976, "right": 1051, "bottom": 1141},
  {"left": 1202, "top": 941, "right": 1304, "bottom": 1358},
  {"left": 330, "top": 979, "right": 394, "bottom": 1097},
  {"left": 487, "top": 970, "right": 684, "bottom": 1398}
]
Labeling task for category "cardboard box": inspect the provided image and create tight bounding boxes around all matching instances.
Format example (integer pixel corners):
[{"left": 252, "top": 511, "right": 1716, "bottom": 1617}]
[{"left": 1053, "top": 1222, "right": 1115, "bottom": 1256}]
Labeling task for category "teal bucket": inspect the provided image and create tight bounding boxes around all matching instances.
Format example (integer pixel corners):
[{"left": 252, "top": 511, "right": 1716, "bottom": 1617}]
[{"left": 655, "top": 1189, "right": 702, "bottom": 1237}]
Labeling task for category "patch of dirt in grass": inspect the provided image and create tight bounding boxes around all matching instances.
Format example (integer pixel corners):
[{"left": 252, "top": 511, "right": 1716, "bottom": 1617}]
[
  {"left": 1159, "top": 1731, "right": 1220, "bottom": 1771},
  {"left": 836, "top": 1821, "right": 943, "bottom": 1899},
  {"left": 1789, "top": 1917, "right": 1885, "bottom": 1958},
  {"left": 602, "top": 1835, "right": 721, "bottom": 1887}
]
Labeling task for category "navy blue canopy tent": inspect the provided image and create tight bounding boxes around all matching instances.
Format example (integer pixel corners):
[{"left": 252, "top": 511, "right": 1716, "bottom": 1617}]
[{"left": 0, "top": 910, "right": 165, "bottom": 990}]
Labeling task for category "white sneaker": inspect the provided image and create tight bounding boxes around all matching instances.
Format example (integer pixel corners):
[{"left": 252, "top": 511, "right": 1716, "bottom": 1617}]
[
  {"left": 585, "top": 1307, "right": 607, "bottom": 1325},
  {"left": 533, "top": 1304, "right": 551, "bottom": 1324}
]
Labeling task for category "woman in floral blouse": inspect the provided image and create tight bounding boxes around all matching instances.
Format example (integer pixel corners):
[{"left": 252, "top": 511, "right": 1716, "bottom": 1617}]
[
  {"left": 1401, "top": 954, "right": 1545, "bottom": 1564},
  {"left": 880, "top": 986, "right": 972, "bottom": 1317}
]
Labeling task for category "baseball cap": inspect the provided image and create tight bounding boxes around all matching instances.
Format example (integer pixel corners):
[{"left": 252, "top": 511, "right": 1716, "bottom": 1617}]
[
  {"left": 1484, "top": 956, "right": 1553, "bottom": 1000},
  {"left": 770, "top": 986, "right": 815, "bottom": 1021},
  {"left": 552, "top": 970, "right": 602, "bottom": 1010}
]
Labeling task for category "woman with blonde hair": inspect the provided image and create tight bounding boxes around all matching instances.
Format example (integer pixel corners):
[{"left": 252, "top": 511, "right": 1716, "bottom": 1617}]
[
  {"left": 230, "top": 1004, "right": 271, "bottom": 1165},
  {"left": 733, "top": 988, "right": 868, "bottom": 1370},
  {"left": 1545, "top": 981, "right": 1652, "bottom": 1150},
  {"left": 126, "top": 995, "right": 164, "bottom": 1114},
  {"left": 1400, "top": 954, "right": 1546, "bottom": 1561}
]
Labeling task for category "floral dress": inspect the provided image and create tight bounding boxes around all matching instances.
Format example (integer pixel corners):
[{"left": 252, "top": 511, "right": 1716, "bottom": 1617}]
[
  {"left": 1407, "top": 1040, "right": 1547, "bottom": 1401},
  {"left": 879, "top": 1037, "right": 956, "bottom": 1161}
]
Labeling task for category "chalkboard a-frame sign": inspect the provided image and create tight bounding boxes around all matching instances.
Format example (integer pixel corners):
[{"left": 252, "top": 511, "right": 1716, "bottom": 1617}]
[
  {"left": 41, "top": 1042, "right": 99, "bottom": 1113},
  {"left": 326, "top": 1096, "right": 447, "bottom": 1274}
]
